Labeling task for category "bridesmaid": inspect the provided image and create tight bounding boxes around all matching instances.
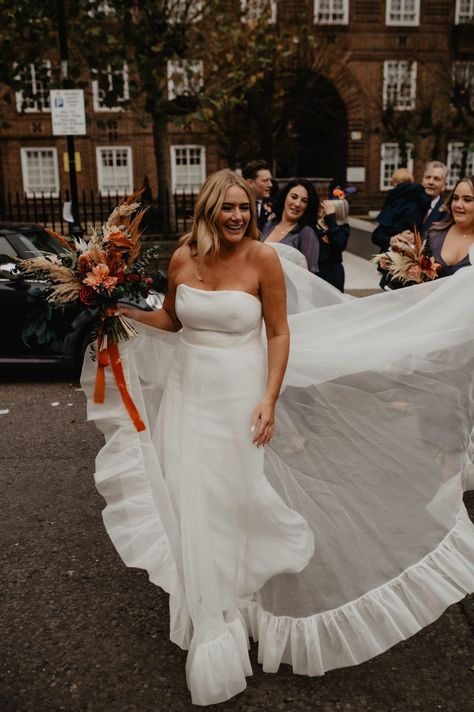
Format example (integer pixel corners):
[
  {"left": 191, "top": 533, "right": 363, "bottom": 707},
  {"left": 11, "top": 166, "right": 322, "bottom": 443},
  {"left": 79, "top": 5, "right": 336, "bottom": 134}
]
[
  {"left": 427, "top": 176, "right": 474, "bottom": 277},
  {"left": 261, "top": 178, "right": 319, "bottom": 273}
]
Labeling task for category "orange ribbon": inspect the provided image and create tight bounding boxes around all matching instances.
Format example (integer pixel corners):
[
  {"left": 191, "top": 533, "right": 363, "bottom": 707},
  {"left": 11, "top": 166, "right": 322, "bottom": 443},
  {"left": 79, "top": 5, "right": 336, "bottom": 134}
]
[{"left": 94, "top": 339, "right": 146, "bottom": 433}]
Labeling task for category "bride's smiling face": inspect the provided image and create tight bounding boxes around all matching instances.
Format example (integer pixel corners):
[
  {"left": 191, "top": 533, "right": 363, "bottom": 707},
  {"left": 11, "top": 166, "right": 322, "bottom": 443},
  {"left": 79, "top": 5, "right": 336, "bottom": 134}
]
[{"left": 216, "top": 186, "right": 251, "bottom": 245}]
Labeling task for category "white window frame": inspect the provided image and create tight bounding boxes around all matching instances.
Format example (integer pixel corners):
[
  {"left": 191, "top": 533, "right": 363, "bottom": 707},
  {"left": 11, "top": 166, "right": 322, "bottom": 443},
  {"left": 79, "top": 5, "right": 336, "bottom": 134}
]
[
  {"left": 87, "top": 1, "right": 114, "bottom": 16},
  {"left": 241, "top": 0, "right": 277, "bottom": 24},
  {"left": 455, "top": 0, "right": 474, "bottom": 24},
  {"left": 447, "top": 142, "right": 474, "bottom": 188},
  {"left": 96, "top": 146, "right": 133, "bottom": 195},
  {"left": 167, "top": 60, "right": 204, "bottom": 100},
  {"left": 313, "top": 0, "right": 349, "bottom": 25},
  {"left": 380, "top": 142, "right": 414, "bottom": 191},
  {"left": 168, "top": 0, "right": 203, "bottom": 23},
  {"left": 15, "top": 60, "right": 52, "bottom": 113},
  {"left": 383, "top": 60, "right": 417, "bottom": 111},
  {"left": 386, "top": 0, "right": 420, "bottom": 26},
  {"left": 171, "top": 145, "right": 206, "bottom": 193},
  {"left": 453, "top": 61, "right": 474, "bottom": 112},
  {"left": 92, "top": 63, "right": 129, "bottom": 112},
  {"left": 20, "top": 147, "right": 59, "bottom": 197}
]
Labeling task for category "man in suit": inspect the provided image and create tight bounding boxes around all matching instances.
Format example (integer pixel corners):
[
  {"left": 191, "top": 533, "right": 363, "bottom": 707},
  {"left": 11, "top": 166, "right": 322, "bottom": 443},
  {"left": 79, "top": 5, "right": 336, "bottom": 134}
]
[
  {"left": 242, "top": 160, "right": 273, "bottom": 232},
  {"left": 419, "top": 160, "right": 447, "bottom": 234},
  {"left": 389, "top": 160, "right": 447, "bottom": 250}
]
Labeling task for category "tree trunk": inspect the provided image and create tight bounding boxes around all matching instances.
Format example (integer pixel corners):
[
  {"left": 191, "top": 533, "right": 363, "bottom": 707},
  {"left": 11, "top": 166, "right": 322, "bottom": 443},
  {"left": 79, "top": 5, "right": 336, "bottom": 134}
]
[{"left": 152, "top": 110, "right": 176, "bottom": 237}]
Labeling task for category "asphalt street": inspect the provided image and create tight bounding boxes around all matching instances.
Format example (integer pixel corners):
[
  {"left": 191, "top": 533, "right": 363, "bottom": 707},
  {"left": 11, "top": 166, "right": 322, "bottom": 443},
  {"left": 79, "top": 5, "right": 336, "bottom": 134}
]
[{"left": 1, "top": 370, "right": 473, "bottom": 712}]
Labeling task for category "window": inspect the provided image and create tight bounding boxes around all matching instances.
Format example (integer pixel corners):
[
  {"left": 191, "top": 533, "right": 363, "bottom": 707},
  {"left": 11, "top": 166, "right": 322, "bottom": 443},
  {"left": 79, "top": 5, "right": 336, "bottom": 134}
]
[
  {"left": 241, "top": 0, "right": 277, "bottom": 23},
  {"left": 87, "top": 1, "right": 114, "bottom": 16},
  {"left": 171, "top": 146, "right": 206, "bottom": 192},
  {"left": 455, "top": 0, "right": 474, "bottom": 24},
  {"left": 447, "top": 143, "right": 474, "bottom": 187},
  {"left": 383, "top": 60, "right": 417, "bottom": 110},
  {"left": 452, "top": 61, "right": 474, "bottom": 112},
  {"left": 92, "top": 63, "right": 129, "bottom": 112},
  {"left": 167, "top": 60, "right": 204, "bottom": 100},
  {"left": 20, "top": 148, "right": 59, "bottom": 197},
  {"left": 96, "top": 147, "right": 133, "bottom": 194},
  {"left": 386, "top": 0, "right": 419, "bottom": 26},
  {"left": 313, "top": 0, "right": 349, "bottom": 24},
  {"left": 15, "top": 61, "right": 51, "bottom": 113},
  {"left": 380, "top": 143, "right": 413, "bottom": 191},
  {"left": 168, "top": 0, "right": 203, "bottom": 23}
]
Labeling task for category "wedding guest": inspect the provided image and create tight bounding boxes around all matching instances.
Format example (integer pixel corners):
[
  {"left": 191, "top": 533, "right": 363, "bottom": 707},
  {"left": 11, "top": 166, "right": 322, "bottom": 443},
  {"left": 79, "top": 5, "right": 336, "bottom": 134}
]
[
  {"left": 261, "top": 178, "right": 319, "bottom": 273},
  {"left": 372, "top": 161, "right": 448, "bottom": 289},
  {"left": 426, "top": 176, "right": 474, "bottom": 278},
  {"left": 243, "top": 159, "right": 273, "bottom": 231},
  {"left": 371, "top": 168, "right": 431, "bottom": 254},
  {"left": 376, "top": 161, "right": 448, "bottom": 256},
  {"left": 316, "top": 191, "right": 350, "bottom": 291}
]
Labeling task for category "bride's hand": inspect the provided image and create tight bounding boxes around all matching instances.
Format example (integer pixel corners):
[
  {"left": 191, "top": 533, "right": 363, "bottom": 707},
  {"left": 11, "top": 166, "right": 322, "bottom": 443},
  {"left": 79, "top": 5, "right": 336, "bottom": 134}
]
[
  {"left": 115, "top": 305, "right": 143, "bottom": 322},
  {"left": 251, "top": 399, "right": 275, "bottom": 447}
]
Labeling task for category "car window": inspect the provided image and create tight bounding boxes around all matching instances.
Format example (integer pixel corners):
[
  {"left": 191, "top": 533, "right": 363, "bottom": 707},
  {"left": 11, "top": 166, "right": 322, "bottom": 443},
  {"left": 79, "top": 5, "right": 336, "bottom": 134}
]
[
  {"left": 11, "top": 229, "right": 68, "bottom": 257},
  {"left": 0, "top": 235, "right": 18, "bottom": 259}
]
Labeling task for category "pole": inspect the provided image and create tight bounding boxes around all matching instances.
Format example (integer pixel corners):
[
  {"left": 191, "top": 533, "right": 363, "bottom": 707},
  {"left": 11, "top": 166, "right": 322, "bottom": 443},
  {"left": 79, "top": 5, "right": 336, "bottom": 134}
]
[{"left": 57, "top": 0, "right": 82, "bottom": 238}]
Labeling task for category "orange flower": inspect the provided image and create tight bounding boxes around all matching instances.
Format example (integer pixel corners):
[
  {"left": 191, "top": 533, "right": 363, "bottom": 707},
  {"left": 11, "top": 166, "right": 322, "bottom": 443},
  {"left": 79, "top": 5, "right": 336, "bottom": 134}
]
[
  {"left": 103, "top": 227, "right": 131, "bottom": 249},
  {"left": 83, "top": 264, "right": 118, "bottom": 294},
  {"left": 332, "top": 188, "right": 345, "bottom": 199},
  {"left": 78, "top": 251, "right": 94, "bottom": 274}
]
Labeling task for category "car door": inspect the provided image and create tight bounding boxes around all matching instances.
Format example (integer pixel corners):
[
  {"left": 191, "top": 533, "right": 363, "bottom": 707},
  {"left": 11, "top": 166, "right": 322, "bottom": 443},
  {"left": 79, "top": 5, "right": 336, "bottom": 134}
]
[{"left": 0, "top": 232, "right": 34, "bottom": 358}]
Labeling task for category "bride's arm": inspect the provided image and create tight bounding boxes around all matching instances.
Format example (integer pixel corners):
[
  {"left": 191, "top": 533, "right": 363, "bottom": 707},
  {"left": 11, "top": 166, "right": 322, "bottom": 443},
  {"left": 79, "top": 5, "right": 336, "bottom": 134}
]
[
  {"left": 251, "top": 245, "right": 290, "bottom": 447},
  {"left": 116, "top": 250, "right": 183, "bottom": 332}
]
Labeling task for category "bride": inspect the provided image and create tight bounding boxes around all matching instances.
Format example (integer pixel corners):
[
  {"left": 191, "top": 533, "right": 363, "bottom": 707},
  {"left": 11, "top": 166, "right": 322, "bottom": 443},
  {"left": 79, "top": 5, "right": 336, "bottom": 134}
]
[{"left": 81, "top": 170, "right": 474, "bottom": 706}]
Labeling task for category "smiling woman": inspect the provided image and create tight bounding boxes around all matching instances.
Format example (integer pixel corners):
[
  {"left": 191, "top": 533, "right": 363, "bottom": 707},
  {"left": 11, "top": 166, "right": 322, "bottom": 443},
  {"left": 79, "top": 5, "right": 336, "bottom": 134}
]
[
  {"left": 82, "top": 169, "right": 474, "bottom": 707},
  {"left": 261, "top": 178, "right": 320, "bottom": 273},
  {"left": 427, "top": 175, "right": 474, "bottom": 278}
]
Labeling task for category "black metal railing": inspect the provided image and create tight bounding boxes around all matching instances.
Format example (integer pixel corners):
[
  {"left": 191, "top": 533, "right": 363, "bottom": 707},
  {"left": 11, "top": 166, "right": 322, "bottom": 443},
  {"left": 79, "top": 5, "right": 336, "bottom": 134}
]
[{"left": 0, "top": 189, "right": 198, "bottom": 238}]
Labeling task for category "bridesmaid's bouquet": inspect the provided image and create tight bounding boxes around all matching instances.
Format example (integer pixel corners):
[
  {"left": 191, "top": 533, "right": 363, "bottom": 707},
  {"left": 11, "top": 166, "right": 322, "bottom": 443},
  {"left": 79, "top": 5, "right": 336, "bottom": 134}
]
[
  {"left": 371, "top": 227, "right": 442, "bottom": 285},
  {"left": 18, "top": 193, "right": 159, "bottom": 431}
]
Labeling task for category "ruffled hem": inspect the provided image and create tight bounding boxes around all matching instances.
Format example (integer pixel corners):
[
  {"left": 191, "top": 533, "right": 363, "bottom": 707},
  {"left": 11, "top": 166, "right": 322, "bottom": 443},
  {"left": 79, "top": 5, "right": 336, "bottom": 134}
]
[
  {"left": 186, "top": 615, "right": 252, "bottom": 706},
  {"left": 241, "top": 506, "right": 474, "bottom": 676},
  {"left": 81, "top": 339, "right": 185, "bottom": 634}
]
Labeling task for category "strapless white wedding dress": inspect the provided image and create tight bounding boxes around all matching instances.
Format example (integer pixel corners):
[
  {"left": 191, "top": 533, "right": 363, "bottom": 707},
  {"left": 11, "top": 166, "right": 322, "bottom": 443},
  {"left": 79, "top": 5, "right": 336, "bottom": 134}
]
[{"left": 81, "top": 246, "right": 474, "bottom": 706}]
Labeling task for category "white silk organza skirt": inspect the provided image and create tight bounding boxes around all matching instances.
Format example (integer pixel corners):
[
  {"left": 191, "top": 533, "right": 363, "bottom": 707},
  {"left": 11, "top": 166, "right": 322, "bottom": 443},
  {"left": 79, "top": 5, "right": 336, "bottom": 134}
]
[{"left": 81, "top": 243, "right": 474, "bottom": 706}]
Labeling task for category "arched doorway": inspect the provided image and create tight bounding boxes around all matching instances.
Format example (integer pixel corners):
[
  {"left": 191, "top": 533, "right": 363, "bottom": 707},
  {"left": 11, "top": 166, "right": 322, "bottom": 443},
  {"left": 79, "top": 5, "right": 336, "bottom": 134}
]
[{"left": 272, "top": 71, "right": 348, "bottom": 183}]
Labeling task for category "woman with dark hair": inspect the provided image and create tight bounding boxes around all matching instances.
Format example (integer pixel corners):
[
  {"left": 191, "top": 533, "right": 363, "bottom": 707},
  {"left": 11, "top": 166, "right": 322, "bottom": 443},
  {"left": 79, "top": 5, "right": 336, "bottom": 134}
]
[
  {"left": 426, "top": 176, "right": 474, "bottom": 277},
  {"left": 261, "top": 178, "right": 319, "bottom": 273}
]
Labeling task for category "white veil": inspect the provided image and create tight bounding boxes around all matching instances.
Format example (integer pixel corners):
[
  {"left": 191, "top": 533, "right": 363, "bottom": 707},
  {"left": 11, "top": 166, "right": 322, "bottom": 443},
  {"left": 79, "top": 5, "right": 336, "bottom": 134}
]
[
  {"left": 246, "top": 244, "right": 474, "bottom": 673},
  {"left": 81, "top": 243, "right": 474, "bottom": 681}
]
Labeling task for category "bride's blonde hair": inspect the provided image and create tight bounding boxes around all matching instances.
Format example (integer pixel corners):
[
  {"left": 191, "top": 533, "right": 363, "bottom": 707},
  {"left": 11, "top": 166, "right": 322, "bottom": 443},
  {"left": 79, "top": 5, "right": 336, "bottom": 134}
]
[{"left": 180, "top": 169, "right": 259, "bottom": 259}]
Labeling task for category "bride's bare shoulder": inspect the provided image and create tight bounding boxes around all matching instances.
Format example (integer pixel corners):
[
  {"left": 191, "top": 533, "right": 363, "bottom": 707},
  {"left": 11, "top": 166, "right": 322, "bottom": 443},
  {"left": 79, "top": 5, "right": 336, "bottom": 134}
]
[
  {"left": 246, "top": 239, "right": 280, "bottom": 267},
  {"left": 170, "top": 244, "right": 194, "bottom": 267}
]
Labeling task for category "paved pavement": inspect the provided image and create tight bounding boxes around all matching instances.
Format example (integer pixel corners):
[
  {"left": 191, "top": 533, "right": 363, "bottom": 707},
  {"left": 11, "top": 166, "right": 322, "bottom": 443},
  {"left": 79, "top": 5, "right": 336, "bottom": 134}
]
[
  {"left": 344, "top": 217, "right": 381, "bottom": 294},
  {"left": 0, "top": 216, "right": 472, "bottom": 712},
  {"left": 1, "top": 372, "right": 473, "bottom": 712}
]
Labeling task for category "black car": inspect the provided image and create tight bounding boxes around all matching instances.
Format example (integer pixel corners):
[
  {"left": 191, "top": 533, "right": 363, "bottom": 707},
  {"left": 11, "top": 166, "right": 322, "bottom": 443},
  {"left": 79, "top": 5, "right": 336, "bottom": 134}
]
[{"left": 0, "top": 222, "right": 162, "bottom": 368}]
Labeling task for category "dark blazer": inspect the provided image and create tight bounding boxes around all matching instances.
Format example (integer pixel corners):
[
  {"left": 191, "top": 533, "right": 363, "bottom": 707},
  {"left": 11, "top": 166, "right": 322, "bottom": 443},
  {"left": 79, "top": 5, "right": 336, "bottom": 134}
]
[
  {"left": 371, "top": 183, "right": 431, "bottom": 252},
  {"left": 421, "top": 196, "right": 447, "bottom": 237},
  {"left": 256, "top": 200, "right": 272, "bottom": 232}
]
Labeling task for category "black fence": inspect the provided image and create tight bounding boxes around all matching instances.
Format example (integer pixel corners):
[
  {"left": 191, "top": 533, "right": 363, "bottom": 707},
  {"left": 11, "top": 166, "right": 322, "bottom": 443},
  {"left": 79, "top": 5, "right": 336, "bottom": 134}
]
[{"left": 0, "top": 189, "right": 198, "bottom": 238}]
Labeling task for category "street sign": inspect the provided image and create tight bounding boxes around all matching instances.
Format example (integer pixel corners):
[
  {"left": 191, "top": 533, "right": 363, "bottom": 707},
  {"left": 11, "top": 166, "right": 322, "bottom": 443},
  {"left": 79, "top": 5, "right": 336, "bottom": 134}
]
[{"left": 50, "top": 89, "right": 86, "bottom": 136}]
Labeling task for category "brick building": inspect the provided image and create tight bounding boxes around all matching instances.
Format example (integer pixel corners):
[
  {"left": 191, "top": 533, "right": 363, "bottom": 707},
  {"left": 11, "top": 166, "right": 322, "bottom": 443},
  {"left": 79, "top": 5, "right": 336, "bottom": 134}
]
[{"left": 0, "top": 0, "right": 473, "bottom": 217}]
